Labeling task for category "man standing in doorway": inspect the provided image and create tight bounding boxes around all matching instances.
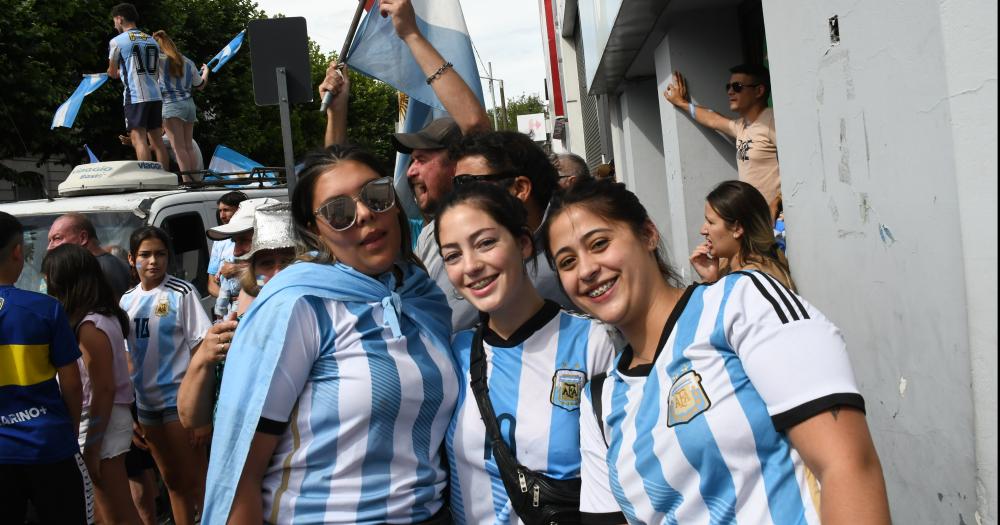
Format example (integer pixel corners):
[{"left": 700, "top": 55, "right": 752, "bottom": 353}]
[
  {"left": 663, "top": 65, "right": 781, "bottom": 220},
  {"left": 107, "top": 3, "right": 169, "bottom": 166}
]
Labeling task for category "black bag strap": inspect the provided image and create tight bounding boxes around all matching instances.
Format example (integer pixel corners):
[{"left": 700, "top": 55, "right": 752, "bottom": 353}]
[
  {"left": 468, "top": 324, "right": 526, "bottom": 481},
  {"left": 589, "top": 372, "right": 609, "bottom": 447}
]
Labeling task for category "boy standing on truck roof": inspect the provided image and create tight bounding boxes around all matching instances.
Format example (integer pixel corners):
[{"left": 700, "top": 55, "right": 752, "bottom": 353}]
[{"left": 107, "top": 3, "right": 170, "bottom": 168}]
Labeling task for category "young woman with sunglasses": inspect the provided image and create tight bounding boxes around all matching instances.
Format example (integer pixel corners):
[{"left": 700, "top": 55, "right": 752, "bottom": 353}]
[
  {"left": 691, "top": 180, "right": 796, "bottom": 290},
  {"left": 120, "top": 226, "right": 212, "bottom": 525},
  {"left": 542, "top": 178, "right": 890, "bottom": 524},
  {"left": 203, "top": 145, "right": 458, "bottom": 525},
  {"left": 42, "top": 244, "right": 142, "bottom": 525},
  {"left": 435, "top": 183, "right": 616, "bottom": 523}
]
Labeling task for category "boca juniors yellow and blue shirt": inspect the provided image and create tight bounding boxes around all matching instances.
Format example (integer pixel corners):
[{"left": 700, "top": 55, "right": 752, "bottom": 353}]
[{"left": 0, "top": 285, "right": 81, "bottom": 464}]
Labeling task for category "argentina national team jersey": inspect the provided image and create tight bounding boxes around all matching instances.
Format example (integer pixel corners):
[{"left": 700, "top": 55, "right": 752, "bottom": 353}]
[
  {"left": 579, "top": 271, "right": 865, "bottom": 525},
  {"left": 256, "top": 295, "right": 460, "bottom": 524},
  {"left": 446, "top": 301, "right": 617, "bottom": 525},
  {"left": 109, "top": 28, "right": 162, "bottom": 104},
  {"left": 159, "top": 55, "right": 203, "bottom": 103},
  {"left": 120, "top": 276, "right": 211, "bottom": 411}
]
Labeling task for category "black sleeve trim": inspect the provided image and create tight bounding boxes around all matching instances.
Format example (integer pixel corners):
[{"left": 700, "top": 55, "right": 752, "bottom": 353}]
[
  {"left": 771, "top": 393, "right": 866, "bottom": 432},
  {"left": 581, "top": 511, "right": 628, "bottom": 525},
  {"left": 256, "top": 417, "right": 289, "bottom": 435}
]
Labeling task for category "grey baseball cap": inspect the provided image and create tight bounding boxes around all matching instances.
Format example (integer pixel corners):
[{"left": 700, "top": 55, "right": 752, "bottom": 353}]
[{"left": 391, "top": 117, "right": 462, "bottom": 154}]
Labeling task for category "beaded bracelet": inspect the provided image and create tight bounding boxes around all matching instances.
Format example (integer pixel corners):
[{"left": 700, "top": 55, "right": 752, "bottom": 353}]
[{"left": 426, "top": 62, "right": 454, "bottom": 85}]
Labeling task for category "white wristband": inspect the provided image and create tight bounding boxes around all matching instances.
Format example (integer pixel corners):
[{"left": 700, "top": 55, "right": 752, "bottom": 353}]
[{"left": 688, "top": 102, "right": 697, "bottom": 119}]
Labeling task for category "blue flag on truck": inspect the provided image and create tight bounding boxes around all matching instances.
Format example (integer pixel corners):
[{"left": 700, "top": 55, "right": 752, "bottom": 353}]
[{"left": 51, "top": 74, "right": 108, "bottom": 129}]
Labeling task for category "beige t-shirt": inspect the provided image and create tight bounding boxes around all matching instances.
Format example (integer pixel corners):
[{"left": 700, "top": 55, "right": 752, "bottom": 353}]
[{"left": 729, "top": 108, "right": 781, "bottom": 211}]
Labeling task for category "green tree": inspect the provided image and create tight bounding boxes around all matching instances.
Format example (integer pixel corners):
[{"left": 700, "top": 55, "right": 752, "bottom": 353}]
[
  {"left": 0, "top": 0, "right": 398, "bottom": 182},
  {"left": 488, "top": 93, "right": 546, "bottom": 131}
]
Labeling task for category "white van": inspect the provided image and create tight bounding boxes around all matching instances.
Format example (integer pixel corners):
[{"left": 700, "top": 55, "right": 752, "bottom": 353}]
[{"left": 0, "top": 161, "right": 288, "bottom": 312}]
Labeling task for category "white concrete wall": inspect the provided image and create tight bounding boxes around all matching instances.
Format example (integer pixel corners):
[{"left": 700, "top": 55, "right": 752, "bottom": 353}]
[
  {"left": 651, "top": 8, "right": 742, "bottom": 279},
  {"left": 616, "top": 78, "right": 670, "bottom": 241},
  {"left": 938, "top": 1, "right": 998, "bottom": 523},
  {"left": 763, "top": 1, "right": 997, "bottom": 523}
]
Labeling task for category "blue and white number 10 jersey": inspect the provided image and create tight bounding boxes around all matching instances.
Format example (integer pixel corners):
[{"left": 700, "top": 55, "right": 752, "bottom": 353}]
[
  {"left": 580, "top": 271, "right": 865, "bottom": 525},
  {"left": 108, "top": 28, "right": 162, "bottom": 104},
  {"left": 120, "top": 276, "right": 211, "bottom": 412},
  {"left": 446, "top": 301, "right": 618, "bottom": 524}
]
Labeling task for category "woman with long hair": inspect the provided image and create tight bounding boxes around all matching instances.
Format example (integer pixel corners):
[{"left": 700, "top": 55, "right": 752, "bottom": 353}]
[
  {"left": 434, "top": 183, "right": 616, "bottom": 523},
  {"left": 152, "top": 30, "right": 208, "bottom": 174},
  {"left": 203, "top": 144, "right": 458, "bottom": 524},
  {"left": 541, "top": 178, "right": 890, "bottom": 524},
  {"left": 120, "top": 226, "right": 212, "bottom": 525},
  {"left": 690, "top": 180, "right": 796, "bottom": 290},
  {"left": 43, "top": 244, "right": 142, "bottom": 524}
]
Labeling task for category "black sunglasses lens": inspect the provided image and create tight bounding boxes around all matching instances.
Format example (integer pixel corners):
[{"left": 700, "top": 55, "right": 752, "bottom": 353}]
[{"left": 726, "top": 82, "right": 743, "bottom": 93}]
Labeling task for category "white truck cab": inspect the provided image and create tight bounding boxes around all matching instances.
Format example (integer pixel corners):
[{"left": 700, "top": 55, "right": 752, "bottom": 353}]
[{"left": 0, "top": 161, "right": 288, "bottom": 312}]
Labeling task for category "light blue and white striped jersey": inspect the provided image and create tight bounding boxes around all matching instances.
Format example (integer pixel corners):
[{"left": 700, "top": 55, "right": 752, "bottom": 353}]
[
  {"left": 257, "top": 295, "right": 461, "bottom": 524},
  {"left": 120, "top": 276, "right": 211, "bottom": 411},
  {"left": 580, "top": 271, "right": 865, "bottom": 524},
  {"left": 158, "top": 54, "right": 203, "bottom": 103},
  {"left": 108, "top": 29, "right": 162, "bottom": 104},
  {"left": 447, "top": 301, "right": 617, "bottom": 525}
]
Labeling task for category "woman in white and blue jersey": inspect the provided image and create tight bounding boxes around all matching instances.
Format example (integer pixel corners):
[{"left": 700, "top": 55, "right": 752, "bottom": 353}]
[
  {"left": 541, "top": 178, "right": 891, "bottom": 525},
  {"left": 203, "top": 144, "right": 459, "bottom": 525},
  {"left": 435, "top": 183, "right": 616, "bottom": 524},
  {"left": 152, "top": 30, "right": 208, "bottom": 175},
  {"left": 120, "top": 226, "right": 212, "bottom": 525}
]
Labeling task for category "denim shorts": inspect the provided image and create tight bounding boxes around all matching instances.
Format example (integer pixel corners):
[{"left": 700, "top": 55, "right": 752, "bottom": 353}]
[{"left": 162, "top": 97, "right": 197, "bottom": 123}]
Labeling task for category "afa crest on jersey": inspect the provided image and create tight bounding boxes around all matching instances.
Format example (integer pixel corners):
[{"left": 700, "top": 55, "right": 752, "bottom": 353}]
[
  {"left": 667, "top": 370, "right": 711, "bottom": 427},
  {"left": 551, "top": 369, "right": 586, "bottom": 411},
  {"left": 155, "top": 297, "right": 170, "bottom": 317}
]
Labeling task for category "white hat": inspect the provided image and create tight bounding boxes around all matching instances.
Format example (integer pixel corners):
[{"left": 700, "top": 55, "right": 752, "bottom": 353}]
[
  {"left": 206, "top": 197, "right": 281, "bottom": 240},
  {"left": 236, "top": 203, "right": 295, "bottom": 261}
]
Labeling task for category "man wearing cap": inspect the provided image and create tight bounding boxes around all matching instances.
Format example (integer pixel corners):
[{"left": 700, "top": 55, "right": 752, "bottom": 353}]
[
  {"left": 205, "top": 198, "right": 281, "bottom": 319},
  {"left": 319, "top": 0, "right": 490, "bottom": 331},
  {"left": 207, "top": 191, "right": 248, "bottom": 299}
]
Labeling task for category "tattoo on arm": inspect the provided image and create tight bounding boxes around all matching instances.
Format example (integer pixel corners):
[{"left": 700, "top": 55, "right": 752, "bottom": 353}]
[{"left": 830, "top": 406, "right": 841, "bottom": 421}]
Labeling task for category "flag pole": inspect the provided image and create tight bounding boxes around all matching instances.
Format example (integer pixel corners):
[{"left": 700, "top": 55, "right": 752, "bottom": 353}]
[{"left": 319, "top": 0, "right": 368, "bottom": 112}]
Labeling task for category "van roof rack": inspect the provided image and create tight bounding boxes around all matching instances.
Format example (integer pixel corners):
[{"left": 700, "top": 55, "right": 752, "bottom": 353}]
[{"left": 179, "top": 167, "right": 287, "bottom": 189}]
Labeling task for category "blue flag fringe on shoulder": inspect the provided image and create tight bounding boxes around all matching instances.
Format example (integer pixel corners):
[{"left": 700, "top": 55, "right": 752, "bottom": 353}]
[{"left": 51, "top": 74, "right": 108, "bottom": 129}]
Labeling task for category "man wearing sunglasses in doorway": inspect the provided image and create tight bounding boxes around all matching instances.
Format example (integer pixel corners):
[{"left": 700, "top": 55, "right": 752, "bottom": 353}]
[{"left": 663, "top": 64, "right": 782, "bottom": 221}]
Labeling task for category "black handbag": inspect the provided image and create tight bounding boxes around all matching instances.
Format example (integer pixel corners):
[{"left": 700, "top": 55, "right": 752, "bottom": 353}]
[{"left": 469, "top": 324, "right": 582, "bottom": 525}]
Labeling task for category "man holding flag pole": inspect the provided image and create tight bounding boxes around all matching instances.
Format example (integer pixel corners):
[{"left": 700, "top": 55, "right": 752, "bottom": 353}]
[{"left": 320, "top": 0, "right": 490, "bottom": 331}]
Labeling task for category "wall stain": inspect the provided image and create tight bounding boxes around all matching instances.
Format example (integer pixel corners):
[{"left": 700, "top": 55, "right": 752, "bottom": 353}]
[
  {"left": 828, "top": 197, "right": 839, "bottom": 222},
  {"left": 879, "top": 224, "right": 896, "bottom": 246},
  {"left": 837, "top": 229, "right": 865, "bottom": 239},
  {"left": 859, "top": 193, "right": 871, "bottom": 223},
  {"left": 862, "top": 112, "right": 871, "bottom": 178},
  {"left": 839, "top": 118, "right": 851, "bottom": 184}
]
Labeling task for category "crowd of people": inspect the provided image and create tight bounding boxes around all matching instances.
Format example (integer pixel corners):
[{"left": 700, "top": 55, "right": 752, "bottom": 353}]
[{"left": 0, "top": 1, "right": 894, "bottom": 524}]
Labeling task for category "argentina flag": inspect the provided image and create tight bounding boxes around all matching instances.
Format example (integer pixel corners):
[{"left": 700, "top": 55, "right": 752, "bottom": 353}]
[
  {"left": 346, "top": 0, "right": 484, "bottom": 110},
  {"left": 51, "top": 74, "right": 108, "bottom": 129},
  {"left": 207, "top": 30, "right": 246, "bottom": 73}
]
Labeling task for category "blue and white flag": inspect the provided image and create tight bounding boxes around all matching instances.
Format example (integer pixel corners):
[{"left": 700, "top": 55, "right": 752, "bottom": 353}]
[
  {"left": 84, "top": 144, "right": 99, "bottom": 163},
  {"left": 207, "top": 30, "right": 246, "bottom": 73},
  {"left": 207, "top": 144, "right": 277, "bottom": 186},
  {"left": 51, "top": 74, "right": 108, "bottom": 129},
  {"left": 347, "top": 0, "right": 484, "bottom": 110}
]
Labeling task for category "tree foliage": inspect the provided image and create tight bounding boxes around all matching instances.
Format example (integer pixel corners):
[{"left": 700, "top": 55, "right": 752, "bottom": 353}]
[
  {"left": 488, "top": 93, "right": 546, "bottom": 131},
  {"left": 0, "top": 0, "right": 397, "bottom": 179}
]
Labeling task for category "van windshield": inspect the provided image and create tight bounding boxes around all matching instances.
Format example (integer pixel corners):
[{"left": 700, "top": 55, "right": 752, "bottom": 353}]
[{"left": 15, "top": 212, "right": 144, "bottom": 293}]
